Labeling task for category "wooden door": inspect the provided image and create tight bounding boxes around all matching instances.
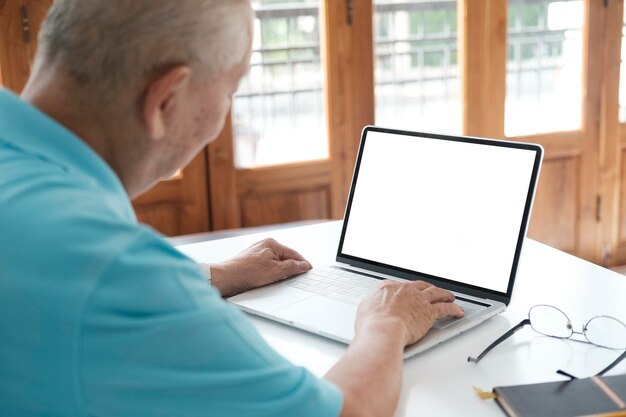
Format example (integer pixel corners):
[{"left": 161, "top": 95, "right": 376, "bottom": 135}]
[
  {"left": 0, "top": 0, "right": 210, "bottom": 236},
  {"left": 213, "top": 0, "right": 613, "bottom": 265},
  {"left": 207, "top": 0, "right": 374, "bottom": 230},
  {"left": 459, "top": 0, "right": 604, "bottom": 262}
]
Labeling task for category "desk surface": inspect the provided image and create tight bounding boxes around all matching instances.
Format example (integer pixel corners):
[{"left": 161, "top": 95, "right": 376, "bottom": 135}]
[{"left": 176, "top": 221, "right": 626, "bottom": 417}]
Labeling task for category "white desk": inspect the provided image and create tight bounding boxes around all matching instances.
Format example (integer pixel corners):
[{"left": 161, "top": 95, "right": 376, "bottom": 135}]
[{"left": 176, "top": 221, "right": 626, "bottom": 416}]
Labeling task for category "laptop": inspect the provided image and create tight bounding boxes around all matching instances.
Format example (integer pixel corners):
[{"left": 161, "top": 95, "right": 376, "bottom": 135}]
[{"left": 229, "top": 126, "right": 543, "bottom": 358}]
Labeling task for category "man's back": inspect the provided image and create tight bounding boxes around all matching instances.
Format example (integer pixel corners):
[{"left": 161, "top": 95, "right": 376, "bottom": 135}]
[
  {"left": 0, "top": 89, "right": 342, "bottom": 417},
  {"left": 0, "top": 87, "right": 135, "bottom": 414}
]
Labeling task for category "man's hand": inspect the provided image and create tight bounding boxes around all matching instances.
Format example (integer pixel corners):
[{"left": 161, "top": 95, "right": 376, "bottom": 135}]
[
  {"left": 326, "top": 280, "right": 464, "bottom": 417},
  {"left": 355, "top": 280, "right": 464, "bottom": 348},
  {"left": 206, "top": 238, "right": 312, "bottom": 297}
]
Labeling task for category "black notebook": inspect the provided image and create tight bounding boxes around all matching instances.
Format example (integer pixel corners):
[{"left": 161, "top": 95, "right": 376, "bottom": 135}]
[{"left": 492, "top": 374, "right": 626, "bottom": 417}]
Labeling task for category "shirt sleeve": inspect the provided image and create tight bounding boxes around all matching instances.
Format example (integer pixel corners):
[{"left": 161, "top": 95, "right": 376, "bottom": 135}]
[{"left": 80, "top": 228, "right": 343, "bottom": 417}]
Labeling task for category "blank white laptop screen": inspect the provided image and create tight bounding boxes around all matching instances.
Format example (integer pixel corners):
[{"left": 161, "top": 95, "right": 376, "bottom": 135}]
[{"left": 340, "top": 130, "right": 538, "bottom": 293}]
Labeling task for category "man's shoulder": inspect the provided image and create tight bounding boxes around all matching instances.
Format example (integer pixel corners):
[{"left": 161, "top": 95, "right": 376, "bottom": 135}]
[
  {"left": 0, "top": 142, "right": 219, "bottom": 317},
  {"left": 1, "top": 139, "right": 134, "bottom": 234},
  {"left": 0, "top": 140, "right": 148, "bottom": 300}
]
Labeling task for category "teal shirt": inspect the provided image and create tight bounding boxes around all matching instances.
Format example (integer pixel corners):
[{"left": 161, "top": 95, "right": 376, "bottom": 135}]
[{"left": 0, "top": 89, "right": 343, "bottom": 417}]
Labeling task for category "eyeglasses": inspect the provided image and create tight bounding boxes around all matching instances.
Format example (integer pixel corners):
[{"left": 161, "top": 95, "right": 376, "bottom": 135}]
[{"left": 468, "top": 304, "right": 626, "bottom": 379}]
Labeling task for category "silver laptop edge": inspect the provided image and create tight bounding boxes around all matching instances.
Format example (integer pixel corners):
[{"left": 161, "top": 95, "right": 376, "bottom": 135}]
[
  {"left": 228, "top": 126, "right": 543, "bottom": 359},
  {"left": 230, "top": 270, "right": 507, "bottom": 358}
]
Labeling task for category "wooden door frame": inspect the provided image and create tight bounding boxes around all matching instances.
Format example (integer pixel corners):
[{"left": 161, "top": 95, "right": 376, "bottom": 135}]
[
  {"left": 458, "top": 0, "right": 613, "bottom": 263},
  {"left": 458, "top": 0, "right": 507, "bottom": 139},
  {"left": 599, "top": 0, "right": 625, "bottom": 266},
  {"left": 322, "top": 0, "right": 375, "bottom": 219},
  {"left": 580, "top": 0, "right": 607, "bottom": 262},
  {"left": 207, "top": 0, "right": 375, "bottom": 230}
]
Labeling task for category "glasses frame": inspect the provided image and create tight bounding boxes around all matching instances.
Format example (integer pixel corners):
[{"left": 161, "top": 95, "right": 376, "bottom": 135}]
[
  {"left": 529, "top": 305, "right": 626, "bottom": 349},
  {"left": 467, "top": 304, "right": 626, "bottom": 380}
]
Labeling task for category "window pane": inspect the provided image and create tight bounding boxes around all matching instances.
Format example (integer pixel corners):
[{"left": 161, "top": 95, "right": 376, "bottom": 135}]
[
  {"left": 373, "top": 0, "right": 461, "bottom": 135},
  {"left": 619, "top": 8, "right": 626, "bottom": 123},
  {"left": 233, "top": 1, "right": 327, "bottom": 169},
  {"left": 506, "top": 0, "right": 583, "bottom": 136}
]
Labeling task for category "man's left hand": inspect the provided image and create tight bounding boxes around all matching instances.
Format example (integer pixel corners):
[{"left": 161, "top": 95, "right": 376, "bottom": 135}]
[{"left": 206, "top": 238, "right": 312, "bottom": 297}]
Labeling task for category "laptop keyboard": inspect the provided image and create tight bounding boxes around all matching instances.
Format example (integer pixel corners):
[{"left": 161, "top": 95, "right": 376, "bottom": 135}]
[
  {"left": 284, "top": 267, "right": 487, "bottom": 328},
  {"left": 284, "top": 267, "right": 380, "bottom": 305}
]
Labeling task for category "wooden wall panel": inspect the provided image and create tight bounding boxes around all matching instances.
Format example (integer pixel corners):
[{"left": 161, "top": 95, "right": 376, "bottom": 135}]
[
  {"left": 0, "top": 0, "right": 52, "bottom": 92},
  {"left": 237, "top": 161, "right": 332, "bottom": 195},
  {"left": 240, "top": 188, "right": 330, "bottom": 228},
  {"left": 136, "top": 204, "right": 180, "bottom": 236},
  {"left": 233, "top": 161, "right": 333, "bottom": 229},
  {"left": 131, "top": 152, "right": 209, "bottom": 236},
  {"left": 528, "top": 156, "right": 579, "bottom": 252},
  {"left": 617, "top": 148, "right": 626, "bottom": 245}
]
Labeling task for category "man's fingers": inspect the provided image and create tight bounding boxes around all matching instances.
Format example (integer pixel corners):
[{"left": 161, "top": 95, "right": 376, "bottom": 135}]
[
  {"left": 270, "top": 239, "right": 310, "bottom": 264},
  {"left": 433, "top": 302, "right": 464, "bottom": 319},
  {"left": 422, "top": 286, "right": 455, "bottom": 303},
  {"left": 412, "top": 281, "right": 433, "bottom": 290},
  {"left": 278, "top": 258, "right": 312, "bottom": 278}
]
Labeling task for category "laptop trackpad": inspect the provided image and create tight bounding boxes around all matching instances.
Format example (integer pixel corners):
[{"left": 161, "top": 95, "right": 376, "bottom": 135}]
[
  {"left": 228, "top": 284, "right": 314, "bottom": 312},
  {"left": 273, "top": 296, "right": 357, "bottom": 342}
]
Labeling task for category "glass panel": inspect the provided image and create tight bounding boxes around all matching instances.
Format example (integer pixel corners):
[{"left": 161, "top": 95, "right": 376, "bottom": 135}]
[
  {"left": 619, "top": 8, "right": 626, "bottom": 123},
  {"left": 232, "top": 0, "right": 327, "bottom": 169},
  {"left": 506, "top": 0, "right": 584, "bottom": 136},
  {"left": 373, "top": 0, "right": 461, "bottom": 134}
]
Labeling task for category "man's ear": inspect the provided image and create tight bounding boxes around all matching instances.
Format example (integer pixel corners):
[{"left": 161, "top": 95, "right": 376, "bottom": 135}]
[{"left": 142, "top": 66, "right": 192, "bottom": 141}]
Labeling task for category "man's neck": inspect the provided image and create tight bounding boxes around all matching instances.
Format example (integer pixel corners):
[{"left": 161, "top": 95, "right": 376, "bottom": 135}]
[{"left": 21, "top": 72, "right": 141, "bottom": 198}]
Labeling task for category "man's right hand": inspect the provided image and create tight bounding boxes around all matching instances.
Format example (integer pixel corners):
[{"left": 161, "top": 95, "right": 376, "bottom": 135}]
[
  {"left": 355, "top": 280, "right": 464, "bottom": 348},
  {"left": 326, "top": 280, "right": 465, "bottom": 417}
]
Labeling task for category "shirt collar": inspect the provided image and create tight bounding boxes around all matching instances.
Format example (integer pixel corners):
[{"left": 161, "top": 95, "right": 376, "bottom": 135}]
[{"left": 0, "top": 88, "right": 130, "bottom": 203}]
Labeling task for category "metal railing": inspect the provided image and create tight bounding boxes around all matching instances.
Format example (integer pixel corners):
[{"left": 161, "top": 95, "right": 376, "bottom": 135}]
[
  {"left": 237, "top": 0, "right": 570, "bottom": 100},
  {"left": 233, "top": 0, "right": 576, "bottom": 166}
]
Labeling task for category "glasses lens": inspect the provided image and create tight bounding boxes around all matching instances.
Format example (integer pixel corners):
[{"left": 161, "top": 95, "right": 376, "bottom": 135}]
[
  {"left": 585, "top": 316, "right": 626, "bottom": 349},
  {"left": 529, "top": 305, "right": 573, "bottom": 338}
]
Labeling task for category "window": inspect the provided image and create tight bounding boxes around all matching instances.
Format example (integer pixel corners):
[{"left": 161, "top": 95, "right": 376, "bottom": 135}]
[
  {"left": 373, "top": 0, "right": 461, "bottom": 134},
  {"left": 505, "top": 0, "right": 583, "bottom": 136},
  {"left": 232, "top": 0, "right": 328, "bottom": 168}
]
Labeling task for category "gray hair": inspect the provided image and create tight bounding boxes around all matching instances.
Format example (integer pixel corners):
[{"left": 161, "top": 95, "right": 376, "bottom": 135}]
[{"left": 36, "top": 0, "right": 252, "bottom": 99}]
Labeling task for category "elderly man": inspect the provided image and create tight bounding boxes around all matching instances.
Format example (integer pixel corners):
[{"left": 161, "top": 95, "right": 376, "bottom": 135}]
[{"left": 0, "top": 1, "right": 463, "bottom": 416}]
